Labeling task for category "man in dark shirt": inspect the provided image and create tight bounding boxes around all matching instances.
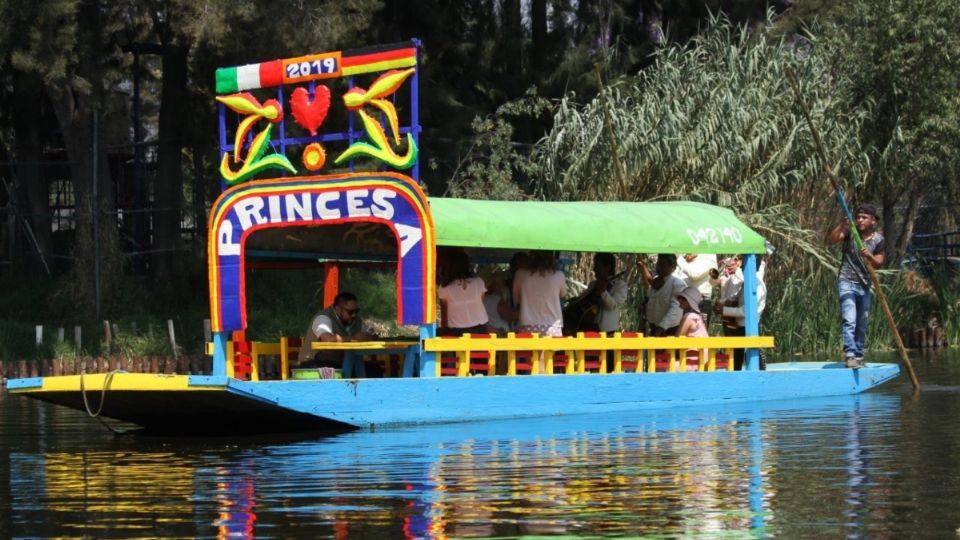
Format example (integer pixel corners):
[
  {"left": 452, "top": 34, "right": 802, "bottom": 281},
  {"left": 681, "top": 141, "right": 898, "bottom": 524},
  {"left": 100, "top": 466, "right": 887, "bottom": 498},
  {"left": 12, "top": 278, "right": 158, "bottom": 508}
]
[
  {"left": 828, "top": 203, "right": 886, "bottom": 368},
  {"left": 297, "top": 292, "right": 374, "bottom": 367}
]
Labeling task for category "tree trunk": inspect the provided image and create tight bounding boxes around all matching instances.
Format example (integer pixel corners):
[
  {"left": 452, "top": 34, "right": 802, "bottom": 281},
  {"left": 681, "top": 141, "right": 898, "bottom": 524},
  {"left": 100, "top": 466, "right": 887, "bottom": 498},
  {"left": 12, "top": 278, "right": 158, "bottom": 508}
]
[
  {"left": 49, "top": 95, "right": 121, "bottom": 317},
  {"left": 152, "top": 44, "right": 188, "bottom": 282},
  {"left": 192, "top": 145, "right": 207, "bottom": 243},
  {"left": 12, "top": 73, "right": 54, "bottom": 272},
  {"left": 891, "top": 185, "right": 924, "bottom": 264},
  {"left": 531, "top": 0, "right": 547, "bottom": 72},
  {"left": 44, "top": 0, "right": 121, "bottom": 318},
  {"left": 500, "top": 0, "right": 524, "bottom": 96}
]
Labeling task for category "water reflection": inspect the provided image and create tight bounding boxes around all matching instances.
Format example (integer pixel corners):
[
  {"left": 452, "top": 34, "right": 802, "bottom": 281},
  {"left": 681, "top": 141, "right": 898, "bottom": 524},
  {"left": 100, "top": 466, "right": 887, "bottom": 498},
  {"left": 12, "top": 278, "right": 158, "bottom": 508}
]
[{"left": 3, "top": 389, "right": 919, "bottom": 539}]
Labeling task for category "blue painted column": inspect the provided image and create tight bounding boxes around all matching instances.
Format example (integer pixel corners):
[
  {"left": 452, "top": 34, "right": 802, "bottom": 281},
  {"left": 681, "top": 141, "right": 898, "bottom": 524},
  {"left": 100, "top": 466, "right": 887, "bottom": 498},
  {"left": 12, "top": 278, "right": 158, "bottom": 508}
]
[
  {"left": 212, "top": 331, "right": 229, "bottom": 377},
  {"left": 743, "top": 253, "right": 760, "bottom": 371},
  {"left": 410, "top": 38, "right": 422, "bottom": 184},
  {"left": 419, "top": 323, "right": 436, "bottom": 378},
  {"left": 217, "top": 103, "right": 228, "bottom": 193}
]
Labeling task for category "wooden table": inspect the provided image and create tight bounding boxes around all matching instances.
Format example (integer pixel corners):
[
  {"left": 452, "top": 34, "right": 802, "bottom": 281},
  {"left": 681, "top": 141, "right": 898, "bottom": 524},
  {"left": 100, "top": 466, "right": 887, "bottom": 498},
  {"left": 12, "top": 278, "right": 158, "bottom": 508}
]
[{"left": 311, "top": 339, "right": 419, "bottom": 378}]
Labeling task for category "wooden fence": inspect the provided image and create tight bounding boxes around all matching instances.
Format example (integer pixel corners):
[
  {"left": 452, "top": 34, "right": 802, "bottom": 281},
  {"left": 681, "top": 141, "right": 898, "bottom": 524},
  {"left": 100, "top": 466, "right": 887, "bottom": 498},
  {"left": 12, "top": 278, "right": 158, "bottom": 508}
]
[{"left": 0, "top": 354, "right": 211, "bottom": 387}]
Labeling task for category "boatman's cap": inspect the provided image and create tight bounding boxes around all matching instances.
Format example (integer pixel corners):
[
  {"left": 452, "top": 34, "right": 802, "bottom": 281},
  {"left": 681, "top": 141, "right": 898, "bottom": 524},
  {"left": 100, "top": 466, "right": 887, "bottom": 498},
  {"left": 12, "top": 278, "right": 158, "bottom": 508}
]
[{"left": 856, "top": 203, "right": 879, "bottom": 220}]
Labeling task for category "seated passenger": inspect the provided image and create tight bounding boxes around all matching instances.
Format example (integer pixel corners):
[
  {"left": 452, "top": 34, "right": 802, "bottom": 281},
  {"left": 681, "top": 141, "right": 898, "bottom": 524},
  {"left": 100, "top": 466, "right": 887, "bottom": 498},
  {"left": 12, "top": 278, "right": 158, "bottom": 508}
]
[
  {"left": 495, "top": 251, "right": 531, "bottom": 332},
  {"left": 716, "top": 255, "right": 767, "bottom": 371},
  {"left": 564, "top": 253, "right": 628, "bottom": 334},
  {"left": 638, "top": 254, "right": 686, "bottom": 336},
  {"left": 296, "top": 292, "right": 376, "bottom": 369},
  {"left": 482, "top": 274, "right": 510, "bottom": 335},
  {"left": 438, "top": 250, "right": 489, "bottom": 336}
]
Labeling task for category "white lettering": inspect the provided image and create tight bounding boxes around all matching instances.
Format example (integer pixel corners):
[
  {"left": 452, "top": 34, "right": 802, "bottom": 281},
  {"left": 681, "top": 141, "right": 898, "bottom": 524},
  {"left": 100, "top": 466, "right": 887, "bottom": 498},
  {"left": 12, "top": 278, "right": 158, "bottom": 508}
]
[
  {"left": 315, "top": 192, "right": 341, "bottom": 219},
  {"left": 346, "top": 189, "right": 371, "bottom": 217},
  {"left": 267, "top": 195, "right": 282, "bottom": 223},
  {"left": 395, "top": 223, "right": 423, "bottom": 257},
  {"left": 217, "top": 220, "right": 240, "bottom": 256},
  {"left": 686, "top": 227, "right": 745, "bottom": 246},
  {"left": 285, "top": 193, "right": 313, "bottom": 221},
  {"left": 371, "top": 189, "right": 396, "bottom": 219},
  {"left": 235, "top": 197, "right": 267, "bottom": 230}
]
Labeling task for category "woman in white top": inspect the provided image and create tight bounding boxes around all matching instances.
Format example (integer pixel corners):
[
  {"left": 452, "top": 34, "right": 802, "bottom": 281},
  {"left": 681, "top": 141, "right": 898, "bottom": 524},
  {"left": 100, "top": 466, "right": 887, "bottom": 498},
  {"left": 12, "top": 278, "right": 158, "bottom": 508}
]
[
  {"left": 512, "top": 250, "right": 567, "bottom": 337},
  {"left": 438, "top": 250, "right": 489, "bottom": 336}
]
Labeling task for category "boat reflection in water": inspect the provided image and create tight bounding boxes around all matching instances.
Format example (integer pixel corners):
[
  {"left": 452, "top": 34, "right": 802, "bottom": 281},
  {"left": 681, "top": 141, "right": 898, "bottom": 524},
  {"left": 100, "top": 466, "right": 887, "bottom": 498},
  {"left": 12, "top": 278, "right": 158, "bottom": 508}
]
[{"left": 6, "top": 392, "right": 902, "bottom": 538}]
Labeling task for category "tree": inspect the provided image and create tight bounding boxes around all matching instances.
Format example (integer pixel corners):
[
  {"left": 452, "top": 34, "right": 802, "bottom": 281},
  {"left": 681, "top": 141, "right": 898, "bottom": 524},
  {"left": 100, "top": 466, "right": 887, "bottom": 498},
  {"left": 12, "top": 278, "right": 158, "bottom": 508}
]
[
  {"left": 809, "top": 0, "right": 960, "bottom": 262},
  {"left": 532, "top": 12, "right": 868, "bottom": 266},
  {"left": 2, "top": 0, "right": 126, "bottom": 316}
]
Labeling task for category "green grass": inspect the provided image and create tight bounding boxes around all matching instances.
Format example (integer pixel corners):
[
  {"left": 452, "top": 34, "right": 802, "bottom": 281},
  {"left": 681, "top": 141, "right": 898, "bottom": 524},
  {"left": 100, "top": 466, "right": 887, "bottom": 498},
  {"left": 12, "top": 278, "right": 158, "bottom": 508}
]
[{"left": 765, "top": 268, "right": 955, "bottom": 356}]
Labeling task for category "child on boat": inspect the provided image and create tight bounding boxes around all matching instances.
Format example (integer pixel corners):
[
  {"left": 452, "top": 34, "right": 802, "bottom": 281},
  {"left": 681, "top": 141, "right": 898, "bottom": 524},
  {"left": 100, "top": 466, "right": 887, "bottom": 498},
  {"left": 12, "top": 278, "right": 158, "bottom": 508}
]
[
  {"left": 676, "top": 287, "right": 709, "bottom": 338},
  {"left": 676, "top": 286, "right": 709, "bottom": 371}
]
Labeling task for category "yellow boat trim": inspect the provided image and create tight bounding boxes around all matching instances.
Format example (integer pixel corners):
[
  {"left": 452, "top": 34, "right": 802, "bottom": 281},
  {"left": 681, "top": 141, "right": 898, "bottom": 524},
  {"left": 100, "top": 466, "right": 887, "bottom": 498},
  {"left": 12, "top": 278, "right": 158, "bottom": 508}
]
[
  {"left": 15, "top": 373, "right": 215, "bottom": 393},
  {"left": 424, "top": 334, "right": 774, "bottom": 352}
]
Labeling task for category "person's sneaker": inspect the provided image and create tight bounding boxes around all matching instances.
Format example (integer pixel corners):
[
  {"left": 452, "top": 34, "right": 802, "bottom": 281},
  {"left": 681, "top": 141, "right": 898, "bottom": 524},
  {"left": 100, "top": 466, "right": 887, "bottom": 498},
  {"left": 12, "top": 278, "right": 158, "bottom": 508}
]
[{"left": 845, "top": 356, "right": 865, "bottom": 369}]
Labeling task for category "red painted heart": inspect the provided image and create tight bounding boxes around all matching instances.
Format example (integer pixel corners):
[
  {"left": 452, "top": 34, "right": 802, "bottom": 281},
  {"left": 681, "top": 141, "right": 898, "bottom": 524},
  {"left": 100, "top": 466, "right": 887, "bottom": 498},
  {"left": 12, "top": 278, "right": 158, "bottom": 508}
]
[{"left": 290, "top": 85, "right": 331, "bottom": 136}]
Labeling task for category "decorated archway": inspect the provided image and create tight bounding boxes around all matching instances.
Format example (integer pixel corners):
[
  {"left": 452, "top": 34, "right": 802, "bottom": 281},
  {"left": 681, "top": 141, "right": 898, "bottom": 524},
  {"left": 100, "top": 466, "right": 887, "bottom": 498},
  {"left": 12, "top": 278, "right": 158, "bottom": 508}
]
[{"left": 207, "top": 172, "right": 435, "bottom": 333}]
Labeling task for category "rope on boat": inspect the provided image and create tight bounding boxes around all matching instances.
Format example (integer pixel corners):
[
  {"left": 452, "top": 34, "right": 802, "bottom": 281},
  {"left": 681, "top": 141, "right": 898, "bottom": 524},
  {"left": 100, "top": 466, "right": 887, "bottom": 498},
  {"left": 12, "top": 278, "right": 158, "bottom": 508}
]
[{"left": 79, "top": 368, "right": 133, "bottom": 435}]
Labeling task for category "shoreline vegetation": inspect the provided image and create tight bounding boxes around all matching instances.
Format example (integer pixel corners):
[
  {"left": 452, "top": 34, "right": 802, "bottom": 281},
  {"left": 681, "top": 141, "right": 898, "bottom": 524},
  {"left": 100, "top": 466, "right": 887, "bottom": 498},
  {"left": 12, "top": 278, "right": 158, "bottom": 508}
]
[
  {"left": 2, "top": 5, "right": 959, "bottom": 368},
  {"left": 1, "top": 262, "right": 955, "bottom": 368}
]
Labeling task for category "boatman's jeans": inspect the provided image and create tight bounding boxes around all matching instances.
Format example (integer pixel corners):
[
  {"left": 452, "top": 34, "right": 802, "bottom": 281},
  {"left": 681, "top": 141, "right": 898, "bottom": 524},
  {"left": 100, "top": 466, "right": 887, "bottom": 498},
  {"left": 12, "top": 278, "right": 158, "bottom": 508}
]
[{"left": 838, "top": 279, "right": 872, "bottom": 359}]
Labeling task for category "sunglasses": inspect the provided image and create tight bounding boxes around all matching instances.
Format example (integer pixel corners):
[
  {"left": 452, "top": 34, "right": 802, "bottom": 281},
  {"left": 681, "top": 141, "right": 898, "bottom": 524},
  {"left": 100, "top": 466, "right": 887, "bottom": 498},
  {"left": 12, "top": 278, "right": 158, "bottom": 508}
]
[{"left": 338, "top": 306, "right": 360, "bottom": 316}]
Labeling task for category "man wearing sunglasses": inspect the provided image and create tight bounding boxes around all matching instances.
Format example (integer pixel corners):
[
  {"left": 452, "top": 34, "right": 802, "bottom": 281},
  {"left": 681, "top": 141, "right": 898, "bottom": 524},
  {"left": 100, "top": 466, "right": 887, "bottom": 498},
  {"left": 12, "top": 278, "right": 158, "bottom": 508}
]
[{"left": 297, "top": 292, "right": 374, "bottom": 367}]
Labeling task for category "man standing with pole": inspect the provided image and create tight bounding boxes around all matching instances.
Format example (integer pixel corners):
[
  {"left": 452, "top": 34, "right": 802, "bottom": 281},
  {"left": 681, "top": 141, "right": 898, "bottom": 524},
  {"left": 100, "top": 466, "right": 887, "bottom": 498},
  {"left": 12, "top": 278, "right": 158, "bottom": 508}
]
[
  {"left": 786, "top": 69, "right": 919, "bottom": 389},
  {"left": 828, "top": 204, "right": 885, "bottom": 368}
]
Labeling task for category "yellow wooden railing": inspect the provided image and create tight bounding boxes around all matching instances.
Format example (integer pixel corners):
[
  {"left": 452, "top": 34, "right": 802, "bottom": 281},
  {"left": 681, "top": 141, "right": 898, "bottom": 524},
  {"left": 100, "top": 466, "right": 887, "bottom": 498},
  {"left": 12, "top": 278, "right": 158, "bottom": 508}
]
[
  {"left": 423, "top": 332, "right": 775, "bottom": 376},
  {"left": 205, "top": 337, "right": 302, "bottom": 381},
  {"left": 206, "top": 332, "right": 775, "bottom": 379}
]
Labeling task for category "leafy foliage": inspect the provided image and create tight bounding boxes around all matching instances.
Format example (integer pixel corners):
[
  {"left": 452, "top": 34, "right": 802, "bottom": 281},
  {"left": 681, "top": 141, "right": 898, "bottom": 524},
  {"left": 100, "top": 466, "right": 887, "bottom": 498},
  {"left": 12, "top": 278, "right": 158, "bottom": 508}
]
[{"left": 533, "top": 12, "right": 867, "bottom": 275}]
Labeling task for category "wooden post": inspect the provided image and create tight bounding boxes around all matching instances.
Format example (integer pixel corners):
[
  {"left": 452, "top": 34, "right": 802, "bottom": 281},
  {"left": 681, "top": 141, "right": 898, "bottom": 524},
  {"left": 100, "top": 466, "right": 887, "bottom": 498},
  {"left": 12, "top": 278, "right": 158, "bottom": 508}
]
[
  {"left": 323, "top": 262, "right": 340, "bottom": 307},
  {"left": 167, "top": 319, "right": 179, "bottom": 361},
  {"left": 103, "top": 321, "right": 112, "bottom": 355},
  {"left": 203, "top": 319, "right": 212, "bottom": 346}
]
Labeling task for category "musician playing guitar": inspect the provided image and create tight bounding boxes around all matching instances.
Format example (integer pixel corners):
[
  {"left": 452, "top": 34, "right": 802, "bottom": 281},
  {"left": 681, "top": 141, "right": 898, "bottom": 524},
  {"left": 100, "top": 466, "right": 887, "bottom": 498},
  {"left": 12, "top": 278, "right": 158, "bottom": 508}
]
[{"left": 564, "top": 253, "right": 628, "bottom": 334}]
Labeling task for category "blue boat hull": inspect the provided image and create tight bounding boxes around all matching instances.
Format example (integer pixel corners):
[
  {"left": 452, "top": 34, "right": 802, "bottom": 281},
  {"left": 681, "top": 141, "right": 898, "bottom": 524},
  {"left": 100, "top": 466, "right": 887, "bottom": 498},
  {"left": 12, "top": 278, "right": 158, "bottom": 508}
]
[
  {"left": 6, "top": 362, "right": 900, "bottom": 433},
  {"left": 229, "top": 361, "right": 900, "bottom": 428}
]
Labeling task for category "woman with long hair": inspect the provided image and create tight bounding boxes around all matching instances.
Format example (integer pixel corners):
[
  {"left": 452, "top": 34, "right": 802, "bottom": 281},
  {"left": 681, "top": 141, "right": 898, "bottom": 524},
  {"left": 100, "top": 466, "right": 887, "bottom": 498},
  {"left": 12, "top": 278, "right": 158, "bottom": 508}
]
[
  {"left": 512, "top": 250, "right": 567, "bottom": 338},
  {"left": 438, "top": 250, "right": 489, "bottom": 336}
]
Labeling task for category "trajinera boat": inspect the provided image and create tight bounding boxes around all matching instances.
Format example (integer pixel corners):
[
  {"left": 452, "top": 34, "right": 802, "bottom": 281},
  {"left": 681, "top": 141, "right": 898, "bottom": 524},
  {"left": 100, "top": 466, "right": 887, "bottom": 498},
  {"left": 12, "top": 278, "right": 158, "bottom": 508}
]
[{"left": 6, "top": 40, "right": 900, "bottom": 433}]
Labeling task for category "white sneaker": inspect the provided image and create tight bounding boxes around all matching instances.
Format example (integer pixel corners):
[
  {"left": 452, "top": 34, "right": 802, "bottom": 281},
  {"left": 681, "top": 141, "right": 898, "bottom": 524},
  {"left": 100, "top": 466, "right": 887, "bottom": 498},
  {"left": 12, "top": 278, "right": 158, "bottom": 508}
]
[{"left": 845, "top": 356, "right": 865, "bottom": 369}]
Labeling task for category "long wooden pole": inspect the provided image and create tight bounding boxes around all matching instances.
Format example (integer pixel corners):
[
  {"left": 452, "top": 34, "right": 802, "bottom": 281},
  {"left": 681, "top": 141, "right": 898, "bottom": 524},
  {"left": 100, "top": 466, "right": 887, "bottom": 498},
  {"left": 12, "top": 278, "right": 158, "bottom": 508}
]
[
  {"left": 595, "top": 65, "right": 629, "bottom": 200},
  {"left": 786, "top": 70, "right": 920, "bottom": 390}
]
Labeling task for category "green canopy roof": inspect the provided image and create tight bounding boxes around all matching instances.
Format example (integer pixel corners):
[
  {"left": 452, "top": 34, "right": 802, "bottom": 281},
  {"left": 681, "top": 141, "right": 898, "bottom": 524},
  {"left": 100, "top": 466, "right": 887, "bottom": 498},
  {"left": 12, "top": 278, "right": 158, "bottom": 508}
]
[{"left": 430, "top": 198, "right": 766, "bottom": 254}]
